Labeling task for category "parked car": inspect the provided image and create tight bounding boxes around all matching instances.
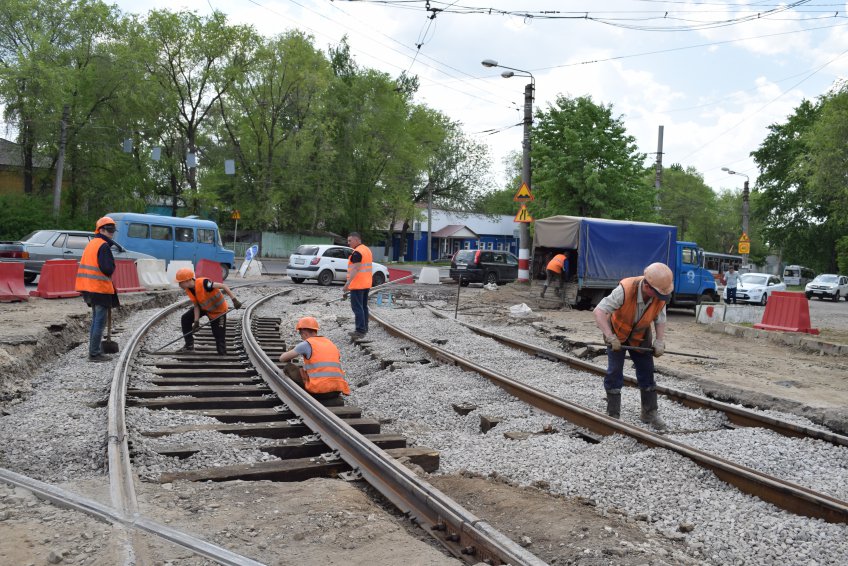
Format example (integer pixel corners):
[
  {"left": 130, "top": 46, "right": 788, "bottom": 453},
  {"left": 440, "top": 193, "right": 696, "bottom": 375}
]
[
  {"left": 722, "top": 272, "right": 786, "bottom": 305},
  {"left": 449, "top": 249, "right": 519, "bottom": 286},
  {"left": 805, "top": 274, "right": 848, "bottom": 301},
  {"left": 10, "top": 230, "right": 155, "bottom": 284},
  {"left": 286, "top": 244, "right": 390, "bottom": 286}
]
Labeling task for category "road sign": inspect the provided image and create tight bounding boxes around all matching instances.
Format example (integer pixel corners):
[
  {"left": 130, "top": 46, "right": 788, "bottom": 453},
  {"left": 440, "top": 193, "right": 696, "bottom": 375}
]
[
  {"left": 740, "top": 233, "right": 750, "bottom": 242},
  {"left": 513, "top": 182, "right": 534, "bottom": 202},
  {"left": 738, "top": 242, "right": 750, "bottom": 254},
  {"left": 514, "top": 205, "right": 533, "bottom": 223},
  {"left": 231, "top": 210, "right": 241, "bottom": 220}
]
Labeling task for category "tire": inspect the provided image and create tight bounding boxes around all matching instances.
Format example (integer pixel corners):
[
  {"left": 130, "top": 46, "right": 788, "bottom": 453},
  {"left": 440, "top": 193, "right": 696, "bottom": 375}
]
[
  {"left": 833, "top": 292, "right": 840, "bottom": 302},
  {"left": 317, "top": 270, "right": 334, "bottom": 286},
  {"left": 221, "top": 264, "right": 230, "bottom": 281},
  {"left": 760, "top": 293, "right": 768, "bottom": 306},
  {"left": 24, "top": 273, "right": 37, "bottom": 284},
  {"left": 805, "top": 292, "right": 812, "bottom": 300},
  {"left": 372, "top": 271, "right": 386, "bottom": 287},
  {"left": 485, "top": 271, "right": 498, "bottom": 285},
  {"left": 460, "top": 280, "right": 470, "bottom": 287},
  {"left": 290, "top": 277, "right": 305, "bottom": 284}
]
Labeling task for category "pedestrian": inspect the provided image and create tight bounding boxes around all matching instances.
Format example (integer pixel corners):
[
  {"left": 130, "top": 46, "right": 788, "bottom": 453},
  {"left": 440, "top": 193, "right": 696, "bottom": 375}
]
[
  {"left": 341, "top": 232, "right": 373, "bottom": 340},
  {"left": 541, "top": 252, "right": 569, "bottom": 298},
  {"left": 592, "top": 262, "right": 673, "bottom": 430},
  {"left": 75, "top": 216, "right": 120, "bottom": 362},
  {"left": 174, "top": 268, "right": 242, "bottom": 355},
  {"left": 279, "top": 316, "right": 350, "bottom": 399},
  {"left": 723, "top": 265, "right": 739, "bottom": 305}
]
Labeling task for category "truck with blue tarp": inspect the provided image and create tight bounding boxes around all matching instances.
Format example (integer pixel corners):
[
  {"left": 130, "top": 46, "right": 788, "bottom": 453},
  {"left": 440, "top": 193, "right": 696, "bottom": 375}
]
[{"left": 532, "top": 216, "right": 718, "bottom": 308}]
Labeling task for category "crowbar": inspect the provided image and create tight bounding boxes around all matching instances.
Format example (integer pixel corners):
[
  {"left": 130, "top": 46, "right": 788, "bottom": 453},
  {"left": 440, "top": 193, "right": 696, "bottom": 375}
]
[
  {"left": 325, "top": 273, "right": 415, "bottom": 306},
  {"left": 145, "top": 307, "right": 238, "bottom": 354},
  {"left": 585, "top": 342, "right": 717, "bottom": 360}
]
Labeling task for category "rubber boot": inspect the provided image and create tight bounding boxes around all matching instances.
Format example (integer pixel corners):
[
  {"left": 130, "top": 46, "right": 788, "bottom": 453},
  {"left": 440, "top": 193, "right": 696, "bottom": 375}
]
[
  {"left": 606, "top": 389, "right": 621, "bottom": 418},
  {"left": 640, "top": 388, "right": 667, "bottom": 430},
  {"left": 540, "top": 285, "right": 547, "bottom": 298}
]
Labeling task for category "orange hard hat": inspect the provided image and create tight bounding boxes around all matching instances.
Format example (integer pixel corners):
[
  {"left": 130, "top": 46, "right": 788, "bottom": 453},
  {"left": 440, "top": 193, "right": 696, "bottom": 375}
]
[
  {"left": 175, "top": 268, "right": 195, "bottom": 283},
  {"left": 295, "top": 316, "right": 319, "bottom": 332},
  {"left": 95, "top": 216, "right": 116, "bottom": 231}
]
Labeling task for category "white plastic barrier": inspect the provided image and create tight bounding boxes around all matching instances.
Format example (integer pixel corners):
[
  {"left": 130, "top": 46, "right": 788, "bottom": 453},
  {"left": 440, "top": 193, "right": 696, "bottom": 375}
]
[
  {"left": 136, "top": 259, "right": 171, "bottom": 291},
  {"left": 417, "top": 266, "right": 441, "bottom": 285},
  {"left": 696, "top": 303, "right": 766, "bottom": 325},
  {"left": 165, "top": 260, "right": 195, "bottom": 287}
]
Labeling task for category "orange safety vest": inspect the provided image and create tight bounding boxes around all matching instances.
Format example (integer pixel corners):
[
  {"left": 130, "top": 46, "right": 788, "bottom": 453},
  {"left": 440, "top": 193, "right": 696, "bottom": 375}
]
[
  {"left": 347, "top": 244, "right": 373, "bottom": 290},
  {"left": 546, "top": 254, "right": 567, "bottom": 273},
  {"left": 75, "top": 238, "right": 115, "bottom": 294},
  {"left": 302, "top": 336, "right": 350, "bottom": 395},
  {"left": 610, "top": 276, "right": 666, "bottom": 346},
  {"left": 186, "top": 278, "right": 228, "bottom": 318}
]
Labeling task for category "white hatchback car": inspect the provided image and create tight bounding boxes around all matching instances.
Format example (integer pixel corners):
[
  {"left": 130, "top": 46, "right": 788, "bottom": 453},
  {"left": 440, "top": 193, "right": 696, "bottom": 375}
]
[
  {"left": 722, "top": 272, "right": 786, "bottom": 305},
  {"left": 805, "top": 274, "right": 848, "bottom": 301},
  {"left": 286, "top": 244, "right": 390, "bottom": 287}
]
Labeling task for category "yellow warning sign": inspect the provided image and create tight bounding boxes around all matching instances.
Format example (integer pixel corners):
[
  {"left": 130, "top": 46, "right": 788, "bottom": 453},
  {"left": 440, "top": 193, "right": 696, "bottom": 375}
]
[
  {"left": 514, "top": 204, "right": 533, "bottom": 223},
  {"left": 739, "top": 233, "right": 749, "bottom": 242},
  {"left": 231, "top": 210, "right": 241, "bottom": 220},
  {"left": 513, "top": 182, "right": 534, "bottom": 202},
  {"left": 738, "top": 242, "right": 750, "bottom": 254}
]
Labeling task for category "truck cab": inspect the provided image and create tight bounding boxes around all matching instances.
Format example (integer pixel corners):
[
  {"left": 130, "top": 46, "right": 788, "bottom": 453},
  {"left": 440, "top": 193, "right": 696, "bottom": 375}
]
[{"left": 671, "top": 241, "right": 718, "bottom": 307}]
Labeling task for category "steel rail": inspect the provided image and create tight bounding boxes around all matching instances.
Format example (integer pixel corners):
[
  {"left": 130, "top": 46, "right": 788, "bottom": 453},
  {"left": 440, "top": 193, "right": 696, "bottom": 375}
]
[
  {"left": 371, "top": 311, "right": 848, "bottom": 524},
  {"left": 243, "top": 291, "right": 547, "bottom": 566},
  {"left": 428, "top": 307, "right": 848, "bottom": 448}
]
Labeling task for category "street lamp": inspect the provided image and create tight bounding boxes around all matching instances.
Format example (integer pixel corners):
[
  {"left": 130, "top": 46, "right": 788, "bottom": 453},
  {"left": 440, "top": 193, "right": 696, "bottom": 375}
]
[
  {"left": 482, "top": 58, "right": 535, "bottom": 283},
  {"left": 721, "top": 167, "right": 750, "bottom": 267}
]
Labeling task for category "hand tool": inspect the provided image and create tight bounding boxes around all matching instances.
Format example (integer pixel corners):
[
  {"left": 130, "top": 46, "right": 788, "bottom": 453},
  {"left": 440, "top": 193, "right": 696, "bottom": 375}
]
[
  {"left": 101, "top": 308, "right": 119, "bottom": 354},
  {"left": 585, "top": 342, "right": 717, "bottom": 360},
  {"left": 325, "top": 273, "right": 415, "bottom": 306},
  {"left": 145, "top": 308, "right": 235, "bottom": 354}
]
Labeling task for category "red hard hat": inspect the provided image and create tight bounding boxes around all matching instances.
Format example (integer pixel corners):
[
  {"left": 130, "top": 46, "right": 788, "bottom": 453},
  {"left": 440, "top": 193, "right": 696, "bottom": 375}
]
[
  {"left": 95, "top": 216, "right": 116, "bottom": 231},
  {"left": 295, "top": 316, "right": 319, "bottom": 332},
  {"left": 175, "top": 268, "right": 195, "bottom": 283}
]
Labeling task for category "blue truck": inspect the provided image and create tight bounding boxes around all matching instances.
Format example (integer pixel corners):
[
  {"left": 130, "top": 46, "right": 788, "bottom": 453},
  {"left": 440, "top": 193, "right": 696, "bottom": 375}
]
[{"left": 532, "top": 216, "right": 718, "bottom": 308}]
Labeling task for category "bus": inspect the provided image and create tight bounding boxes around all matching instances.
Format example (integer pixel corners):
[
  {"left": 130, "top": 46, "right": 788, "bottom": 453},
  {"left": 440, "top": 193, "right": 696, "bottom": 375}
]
[
  {"left": 783, "top": 265, "right": 815, "bottom": 286},
  {"left": 703, "top": 251, "right": 743, "bottom": 285}
]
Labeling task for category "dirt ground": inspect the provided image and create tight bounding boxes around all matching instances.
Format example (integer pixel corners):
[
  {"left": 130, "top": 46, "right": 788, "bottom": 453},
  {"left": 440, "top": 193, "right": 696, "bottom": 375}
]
[{"left": 2, "top": 279, "right": 847, "bottom": 565}]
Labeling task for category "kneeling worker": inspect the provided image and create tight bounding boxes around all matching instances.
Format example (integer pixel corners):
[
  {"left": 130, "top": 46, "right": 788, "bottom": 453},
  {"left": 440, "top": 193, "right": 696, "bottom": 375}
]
[
  {"left": 175, "top": 268, "right": 242, "bottom": 354},
  {"left": 279, "top": 317, "right": 351, "bottom": 399},
  {"left": 592, "top": 262, "right": 673, "bottom": 430}
]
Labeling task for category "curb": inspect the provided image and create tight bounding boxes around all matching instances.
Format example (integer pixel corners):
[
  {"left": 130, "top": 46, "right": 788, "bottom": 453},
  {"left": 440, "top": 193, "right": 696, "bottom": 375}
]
[{"left": 704, "top": 322, "right": 848, "bottom": 357}]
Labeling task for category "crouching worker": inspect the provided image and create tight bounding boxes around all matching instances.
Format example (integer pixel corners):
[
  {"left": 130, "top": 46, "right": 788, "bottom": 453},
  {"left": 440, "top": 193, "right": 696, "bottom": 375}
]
[
  {"left": 279, "top": 317, "right": 351, "bottom": 400},
  {"left": 175, "top": 268, "right": 242, "bottom": 355}
]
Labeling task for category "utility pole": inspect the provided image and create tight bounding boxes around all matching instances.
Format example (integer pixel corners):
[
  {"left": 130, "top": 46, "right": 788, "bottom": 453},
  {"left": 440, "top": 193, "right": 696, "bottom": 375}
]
[
  {"left": 427, "top": 181, "right": 433, "bottom": 264},
  {"left": 654, "top": 125, "right": 664, "bottom": 208},
  {"left": 519, "top": 80, "right": 534, "bottom": 282},
  {"left": 52, "top": 104, "right": 69, "bottom": 220}
]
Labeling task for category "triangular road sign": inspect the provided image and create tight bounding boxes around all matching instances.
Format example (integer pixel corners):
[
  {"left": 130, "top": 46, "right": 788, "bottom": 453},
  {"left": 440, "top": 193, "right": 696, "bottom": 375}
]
[
  {"left": 513, "top": 182, "right": 534, "bottom": 202},
  {"left": 514, "top": 204, "right": 533, "bottom": 223}
]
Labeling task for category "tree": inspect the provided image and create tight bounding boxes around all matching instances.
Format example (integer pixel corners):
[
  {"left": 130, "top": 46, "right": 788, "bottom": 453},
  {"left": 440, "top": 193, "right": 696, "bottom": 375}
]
[{"left": 653, "top": 164, "right": 716, "bottom": 242}]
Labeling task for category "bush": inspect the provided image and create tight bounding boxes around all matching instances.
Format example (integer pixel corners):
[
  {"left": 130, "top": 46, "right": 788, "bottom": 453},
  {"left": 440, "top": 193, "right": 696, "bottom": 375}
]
[
  {"left": 836, "top": 235, "right": 848, "bottom": 274},
  {"left": 0, "top": 195, "right": 53, "bottom": 240}
]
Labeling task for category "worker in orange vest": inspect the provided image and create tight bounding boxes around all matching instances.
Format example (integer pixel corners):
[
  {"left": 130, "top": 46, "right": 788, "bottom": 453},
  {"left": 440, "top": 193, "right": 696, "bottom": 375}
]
[
  {"left": 279, "top": 316, "right": 351, "bottom": 399},
  {"left": 75, "top": 216, "right": 120, "bottom": 362},
  {"left": 175, "top": 268, "right": 242, "bottom": 354},
  {"left": 342, "top": 232, "right": 373, "bottom": 340},
  {"left": 541, "top": 252, "right": 569, "bottom": 298},
  {"left": 593, "top": 262, "right": 673, "bottom": 430}
]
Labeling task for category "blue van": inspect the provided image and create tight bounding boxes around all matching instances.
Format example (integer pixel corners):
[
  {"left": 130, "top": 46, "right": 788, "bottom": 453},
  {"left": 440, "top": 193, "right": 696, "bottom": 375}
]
[{"left": 106, "top": 212, "right": 236, "bottom": 279}]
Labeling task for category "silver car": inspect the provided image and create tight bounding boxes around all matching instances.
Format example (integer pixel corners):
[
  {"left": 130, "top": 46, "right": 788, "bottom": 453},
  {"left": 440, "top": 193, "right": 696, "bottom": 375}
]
[
  {"left": 15, "top": 230, "right": 154, "bottom": 284},
  {"left": 805, "top": 274, "right": 848, "bottom": 301}
]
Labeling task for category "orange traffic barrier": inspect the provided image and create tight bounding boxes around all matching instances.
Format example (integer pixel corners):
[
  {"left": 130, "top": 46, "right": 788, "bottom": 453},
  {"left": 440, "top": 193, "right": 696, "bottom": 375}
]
[
  {"left": 113, "top": 259, "right": 146, "bottom": 293},
  {"left": 196, "top": 258, "right": 223, "bottom": 283},
  {"left": 388, "top": 268, "right": 414, "bottom": 284},
  {"left": 0, "top": 262, "right": 29, "bottom": 302},
  {"left": 29, "top": 259, "right": 80, "bottom": 299},
  {"left": 754, "top": 291, "right": 819, "bottom": 335}
]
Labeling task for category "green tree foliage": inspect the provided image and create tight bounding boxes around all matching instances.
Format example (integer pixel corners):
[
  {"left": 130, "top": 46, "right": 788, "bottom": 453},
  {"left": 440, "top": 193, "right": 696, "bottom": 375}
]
[{"left": 530, "top": 95, "right": 654, "bottom": 220}]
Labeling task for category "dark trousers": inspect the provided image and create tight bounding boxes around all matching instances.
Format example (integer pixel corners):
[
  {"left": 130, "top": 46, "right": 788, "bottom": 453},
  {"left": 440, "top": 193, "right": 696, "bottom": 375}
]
[
  {"left": 181, "top": 308, "right": 228, "bottom": 354},
  {"left": 603, "top": 347, "right": 656, "bottom": 391},
  {"left": 88, "top": 304, "right": 109, "bottom": 357},
  {"left": 726, "top": 287, "right": 737, "bottom": 304},
  {"left": 350, "top": 289, "right": 369, "bottom": 334},
  {"left": 544, "top": 269, "right": 565, "bottom": 291}
]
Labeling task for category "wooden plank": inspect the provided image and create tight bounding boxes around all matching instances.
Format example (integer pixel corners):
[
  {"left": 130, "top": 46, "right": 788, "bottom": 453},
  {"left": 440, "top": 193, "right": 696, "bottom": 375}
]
[
  {"left": 154, "top": 433, "right": 407, "bottom": 459},
  {"left": 127, "top": 385, "right": 270, "bottom": 397},
  {"left": 142, "top": 417, "right": 381, "bottom": 439},
  {"left": 129, "top": 396, "right": 279, "bottom": 410},
  {"left": 150, "top": 377, "right": 260, "bottom": 386},
  {"left": 153, "top": 368, "right": 258, "bottom": 378},
  {"left": 158, "top": 457, "right": 348, "bottom": 483},
  {"left": 384, "top": 447, "right": 440, "bottom": 473}
]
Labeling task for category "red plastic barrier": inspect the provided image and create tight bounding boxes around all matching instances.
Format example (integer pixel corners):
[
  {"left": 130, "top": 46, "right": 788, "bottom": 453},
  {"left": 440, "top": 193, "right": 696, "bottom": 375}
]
[
  {"left": 754, "top": 291, "right": 819, "bottom": 335},
  {"left": 29, "top": 259, "right": 80, "bottom": 299},
  {"left": 195, "top": 258, "right": 223, "bottom": 283},
  {"left": 388, "top": 268, "right": 414, "bottom": 284},
  {"left": 0, "top": 262, "right": 29, "bottom": 302},
  {"left": 112, "top": 259, "right": 146, "bottom": 293}
]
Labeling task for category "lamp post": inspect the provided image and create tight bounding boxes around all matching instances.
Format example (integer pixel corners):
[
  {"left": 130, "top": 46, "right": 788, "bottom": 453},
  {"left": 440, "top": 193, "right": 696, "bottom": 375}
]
[
  {"left": 721, "top": 167, "right": 750, "bottom": 267},
  {"left": 482, "top": 58, "right": 534, "bottom": 283}
]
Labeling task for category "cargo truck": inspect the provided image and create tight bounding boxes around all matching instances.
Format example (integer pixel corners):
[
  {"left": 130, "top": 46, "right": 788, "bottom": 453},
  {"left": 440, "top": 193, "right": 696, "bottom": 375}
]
[{"left": 532, "top": 216, "right": 718, "bottom": 308}]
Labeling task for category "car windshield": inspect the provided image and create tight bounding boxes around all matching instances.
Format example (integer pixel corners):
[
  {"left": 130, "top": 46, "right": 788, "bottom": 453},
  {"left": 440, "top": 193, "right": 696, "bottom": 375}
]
[
  {"left": 740, "top": 274, "right": 768, "bottom": 286},
  {"left": 813, "top": 275, "right": 838, "bottom": 283},
  {"left": 20, "top": 230, "right": 56, "bottom": 244}
]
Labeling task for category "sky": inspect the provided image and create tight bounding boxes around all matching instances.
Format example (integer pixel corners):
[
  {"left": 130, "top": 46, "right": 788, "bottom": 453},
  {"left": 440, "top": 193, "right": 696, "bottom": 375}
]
[{"left": 115, "top": 0, "right": 848, "bottom": 195}]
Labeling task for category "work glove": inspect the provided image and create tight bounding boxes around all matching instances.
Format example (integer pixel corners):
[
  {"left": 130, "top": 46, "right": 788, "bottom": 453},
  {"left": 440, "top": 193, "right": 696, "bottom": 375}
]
[
  {"left": 604, "top": 334, "right": 622, "bottom": 352},
  {"left": 342, "top": 291, "right": 350, "bottom": 301},
  {"left": 232, "top": 298, "right": 243, "bottom": 309},
  {"left": 652, "top": 340, "right": 665, "bottom": 358},
  {"left": 192, "top": 321, "right": 201, "bottom": 334}
]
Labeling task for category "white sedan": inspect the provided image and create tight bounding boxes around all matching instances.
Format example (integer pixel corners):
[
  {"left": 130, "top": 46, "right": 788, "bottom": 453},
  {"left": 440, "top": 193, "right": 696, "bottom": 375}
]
[
  {"left": 722, "top": 272, "right": 786, "bottom": 305},
  {"left": 286, "top": 244, "right": 390, "bottom": 287},
  {"left": 805, "top": 274, "right": 848, "bottom": 301}
]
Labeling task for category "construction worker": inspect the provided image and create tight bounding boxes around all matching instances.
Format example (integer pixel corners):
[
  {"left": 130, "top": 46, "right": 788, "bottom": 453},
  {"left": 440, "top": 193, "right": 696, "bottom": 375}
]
[
  {"left": 279, "top": 316, "right": 351, "bottom": 399},
  {"left": 541, "top": 252, "right": 569, "bottom": 298},
  {"left": 75, "top": 216, "right": 120, "bottom": 362},
  {"left": 175, "top": 268, "right": 242, "bottom": 355},
  {"left": 341, "top": 232, "right": 373, "bottom": 340},
  {"left": 592, "top": 262, "right": 673, "bottom": 430}
]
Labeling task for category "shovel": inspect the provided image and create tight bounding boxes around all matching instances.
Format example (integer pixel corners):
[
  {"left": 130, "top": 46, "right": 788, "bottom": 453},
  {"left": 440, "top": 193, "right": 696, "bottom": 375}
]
[
  {"left": 325, "top": 273, "right": 415, "bottom": 306},
  {"left": 102, "top": 308, "right": 119, "bottom": 354}
]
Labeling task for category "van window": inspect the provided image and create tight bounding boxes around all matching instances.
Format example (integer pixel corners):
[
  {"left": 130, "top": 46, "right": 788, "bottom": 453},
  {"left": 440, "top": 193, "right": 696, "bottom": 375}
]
[
  {"left": 197, "top": 228, "right": 215, "bottom": 244},
  {"left": 128, "top": 223, "right": 149, "bottom": 239},
  {"left": 175, "top": 227, "right": 194, "bottom": 242},
  {"left": 151, "top": 226, "right": 172, "bottom": 241}
]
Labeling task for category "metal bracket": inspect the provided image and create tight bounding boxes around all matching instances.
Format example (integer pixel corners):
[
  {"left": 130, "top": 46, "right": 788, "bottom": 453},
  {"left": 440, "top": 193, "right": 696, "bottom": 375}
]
[
  {"left": 339, "top": 469, "right": 362, "bottom": 481},
  {"left": 318, "top": 451, "right": 341, "bottom": 463},
  {"left": 302, "top": 434, "right": 321, "bottom": 443},
  {"left": 286, "top": 418, "right": 303, "bottom": 425}
]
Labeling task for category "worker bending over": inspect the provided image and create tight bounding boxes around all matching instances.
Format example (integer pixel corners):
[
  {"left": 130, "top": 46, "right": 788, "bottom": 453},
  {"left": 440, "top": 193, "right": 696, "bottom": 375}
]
[
  {"left": 175, "top": 268, "right": 242, "bottom": 355},
  {"left": 279, "top": 317, "right": 351, "bottom": 400},
  {"left": 541, "top": 252, "right": 569, "bottom": 298},
  {"left": 593, "top": 262, "right": 672, "bottom": 430}
]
